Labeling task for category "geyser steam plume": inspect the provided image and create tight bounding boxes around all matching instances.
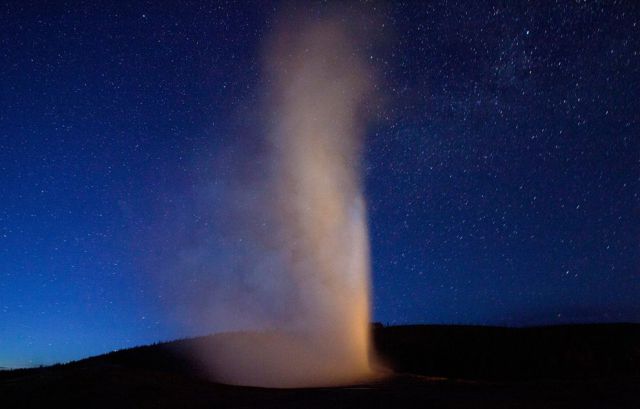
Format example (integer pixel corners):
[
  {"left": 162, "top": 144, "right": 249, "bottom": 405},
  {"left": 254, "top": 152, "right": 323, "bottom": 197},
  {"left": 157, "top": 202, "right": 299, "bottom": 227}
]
[{"left": 183, "top": 12, "right": 380, "bottom": 388}]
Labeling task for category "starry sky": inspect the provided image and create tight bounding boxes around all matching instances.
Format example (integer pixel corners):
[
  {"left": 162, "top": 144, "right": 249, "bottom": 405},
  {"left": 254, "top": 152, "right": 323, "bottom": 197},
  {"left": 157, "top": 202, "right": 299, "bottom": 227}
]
[{"left": 1, "top": 1, "right": 638, "bottom": 368}]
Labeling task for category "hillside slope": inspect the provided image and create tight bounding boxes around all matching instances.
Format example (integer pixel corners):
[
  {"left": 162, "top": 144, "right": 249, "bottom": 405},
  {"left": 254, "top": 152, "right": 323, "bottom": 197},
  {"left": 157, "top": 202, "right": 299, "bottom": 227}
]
[{"left": 1, "top": 324, "right": 639, "bottom": 408}]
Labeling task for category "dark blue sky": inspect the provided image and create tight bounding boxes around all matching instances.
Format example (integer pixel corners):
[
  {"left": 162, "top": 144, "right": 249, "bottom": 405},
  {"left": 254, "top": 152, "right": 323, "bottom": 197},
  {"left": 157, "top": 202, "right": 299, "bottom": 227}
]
[{"left": 1, "top": 1, "right": 638, "bottom": 368}]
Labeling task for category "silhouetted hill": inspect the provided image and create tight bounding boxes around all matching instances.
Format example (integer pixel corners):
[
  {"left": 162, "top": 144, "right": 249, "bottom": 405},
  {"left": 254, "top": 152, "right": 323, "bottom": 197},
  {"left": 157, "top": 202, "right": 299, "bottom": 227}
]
[
  {"left": 373, "top": 323, "right": 640, "bottom": 380},
  {"left": 1, "top": 324, "right": 639, "bottom": 408}
]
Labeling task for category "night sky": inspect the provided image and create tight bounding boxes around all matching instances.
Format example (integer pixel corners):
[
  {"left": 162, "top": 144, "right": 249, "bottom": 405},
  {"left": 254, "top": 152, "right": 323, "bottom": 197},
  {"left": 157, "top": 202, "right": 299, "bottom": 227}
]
[{"left": 1, "top": 1, "right": 638, "bottom": 368}]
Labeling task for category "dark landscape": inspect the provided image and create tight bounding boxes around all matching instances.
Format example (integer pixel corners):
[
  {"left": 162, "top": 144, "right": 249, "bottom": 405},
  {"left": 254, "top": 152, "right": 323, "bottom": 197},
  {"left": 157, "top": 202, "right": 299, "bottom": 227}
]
[{"left": 2, "top": 324, "right": 639, "bottom": 408}]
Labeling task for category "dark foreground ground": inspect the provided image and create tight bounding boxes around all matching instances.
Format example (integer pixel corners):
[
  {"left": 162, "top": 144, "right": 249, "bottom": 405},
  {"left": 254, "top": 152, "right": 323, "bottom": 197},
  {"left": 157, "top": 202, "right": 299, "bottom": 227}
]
[{"left": 2, "top": 324, "right": 639, "bottom": 408}]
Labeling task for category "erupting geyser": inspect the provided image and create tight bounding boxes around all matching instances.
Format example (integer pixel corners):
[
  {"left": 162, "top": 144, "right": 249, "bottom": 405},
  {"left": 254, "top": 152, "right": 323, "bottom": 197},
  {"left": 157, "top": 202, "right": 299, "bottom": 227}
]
[{"left": 182, "top": 11, "right": 381, "bottom": 388}]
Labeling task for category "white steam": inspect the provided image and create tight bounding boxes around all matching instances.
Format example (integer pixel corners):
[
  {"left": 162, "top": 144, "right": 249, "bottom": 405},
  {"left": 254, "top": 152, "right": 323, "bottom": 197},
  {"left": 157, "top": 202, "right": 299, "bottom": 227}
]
[{"left": 154, "top": 10, "right": 380, "bottom": 388}]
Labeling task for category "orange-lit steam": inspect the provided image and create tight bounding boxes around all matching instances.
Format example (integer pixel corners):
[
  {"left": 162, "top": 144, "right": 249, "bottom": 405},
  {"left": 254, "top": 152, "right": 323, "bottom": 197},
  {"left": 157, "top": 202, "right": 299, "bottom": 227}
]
[{"left": 175, "top": 11, "right": 380, "bottom": 388}]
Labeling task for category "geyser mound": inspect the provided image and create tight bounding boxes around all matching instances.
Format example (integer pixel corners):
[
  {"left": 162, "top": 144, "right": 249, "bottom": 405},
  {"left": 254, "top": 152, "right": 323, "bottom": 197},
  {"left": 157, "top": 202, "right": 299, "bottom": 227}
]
[{"left": 196, "top": 329, "right": 374, "bottom": 388}]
